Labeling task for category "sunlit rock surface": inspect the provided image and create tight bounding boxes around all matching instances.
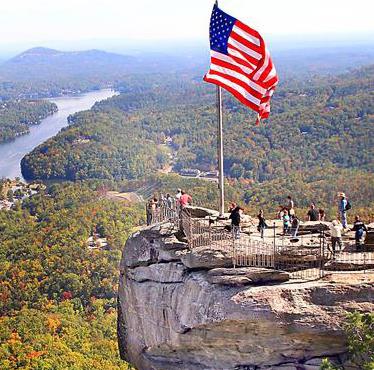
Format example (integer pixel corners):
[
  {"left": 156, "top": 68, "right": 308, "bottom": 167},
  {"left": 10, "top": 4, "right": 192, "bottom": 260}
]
[{"left": 118, "top": 221, "right": 374, "bottom": 370}]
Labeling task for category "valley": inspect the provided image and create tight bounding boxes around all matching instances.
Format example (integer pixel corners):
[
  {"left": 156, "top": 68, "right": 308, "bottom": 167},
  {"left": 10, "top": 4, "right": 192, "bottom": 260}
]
[{"left": 0, "top": 38, "right": 373, "bottom": 370}]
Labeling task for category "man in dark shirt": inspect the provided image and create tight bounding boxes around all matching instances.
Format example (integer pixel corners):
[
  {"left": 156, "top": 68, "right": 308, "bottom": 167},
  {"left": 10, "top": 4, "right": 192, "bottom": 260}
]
[
  {"left": 307, "top": 203, "right": 319, "bottom": 221},
  {"left": 352, "top": 215, "right": 368, "bottom": 250}
]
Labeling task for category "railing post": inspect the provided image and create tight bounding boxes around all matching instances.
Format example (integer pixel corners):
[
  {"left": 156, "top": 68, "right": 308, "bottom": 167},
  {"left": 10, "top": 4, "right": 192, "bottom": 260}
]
[
  {"left": 273, "top": 222, "right": 276, "bottom": 268},
  {"left": 233, "top": 237, "right": 236, "bottom": 269}
]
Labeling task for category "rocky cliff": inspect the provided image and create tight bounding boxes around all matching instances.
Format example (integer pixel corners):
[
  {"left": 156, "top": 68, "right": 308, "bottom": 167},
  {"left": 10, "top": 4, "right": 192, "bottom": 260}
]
[{"left": 117, "top": 221, "right": 374, "bottom": 370}]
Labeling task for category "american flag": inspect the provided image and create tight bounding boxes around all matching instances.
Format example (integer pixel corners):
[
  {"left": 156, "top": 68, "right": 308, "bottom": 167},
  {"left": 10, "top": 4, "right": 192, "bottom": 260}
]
[{"left": 204, "top": 4, "right": 279, "bottom": 124}]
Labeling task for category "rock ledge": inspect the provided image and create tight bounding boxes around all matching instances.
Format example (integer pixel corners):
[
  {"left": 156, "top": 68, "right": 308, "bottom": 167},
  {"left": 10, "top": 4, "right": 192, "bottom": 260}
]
[{"left": 118, "top": 222, "right": 374, "bottom": 370}]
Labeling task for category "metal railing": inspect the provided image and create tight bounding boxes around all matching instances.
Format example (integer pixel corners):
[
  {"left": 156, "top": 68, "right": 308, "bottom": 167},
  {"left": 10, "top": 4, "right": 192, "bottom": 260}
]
[
  {"left": 234, "top": 237, "right": 275, "bottom": 268},
  {"left": 146, "top": 205, "right": 374, "bottom": 280},
  {"left": 146, "top": 201, "right": 180, "bottom": 226}
]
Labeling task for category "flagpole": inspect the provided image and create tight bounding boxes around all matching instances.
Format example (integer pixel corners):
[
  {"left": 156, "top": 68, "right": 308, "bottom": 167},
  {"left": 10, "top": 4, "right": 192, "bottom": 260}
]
[
  {"left": 214, "top": 0, "right": 224, "bottom": 217},
  {"left": 217, "top": 86, "right": 225, "bottom": 217}
]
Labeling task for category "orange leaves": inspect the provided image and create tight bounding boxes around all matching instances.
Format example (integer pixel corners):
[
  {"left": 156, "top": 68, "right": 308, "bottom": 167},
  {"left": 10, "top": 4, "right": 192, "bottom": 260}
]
[
  {"left": 26, "top": 350, "right": 46, "bottom": 359},
  {"left": 7, "top": 332, "right": 22, "bottom": 344},
  {"left": 47, "top": 315, "right": 61, "bottom": 334}
]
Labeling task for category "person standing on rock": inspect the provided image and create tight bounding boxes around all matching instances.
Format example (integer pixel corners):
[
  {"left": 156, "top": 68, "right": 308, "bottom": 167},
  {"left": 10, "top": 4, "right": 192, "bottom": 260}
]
[
  {"left": 166, "top": 193, "right": 173, "bottom": 208},
  {"left": 257, "top": 209, "right": 268, "bottom": 239},
  {"left": 287, "top": 196, "right": 295, "bottom": 219},
  {"left": 352, "top": 215, "right": 368, "bottom": 251},
  {"left": 175, "top": 189, "right": 182, "bottom": 202},
  {"left": 318, "top": 208, "right": 326, "bottom": 222},
  {"left": 230, "top": 205, "right": 242, "bottom": 239},
  {"left": 307, "top": 203, "right": 319, "bottom": 221},
  {"left": 146, "top": 197, "right": 158, "bottom": 225},
  {"left": 329, "top": 219, "right": 343, "bottom": 256},
  {"left": 180, "top": 191, "right": 192, "bottom": 208},
  {"left": 338, "top": 192, "right": 349, "bottom": 229},
  {"left": 146, "top": 198, "right": 153, "bottom": 226},
  {"left": 278, "top": 206, "right": 285, "bottom": 220},
  {"left": 283, "top": 210, "right": 291, "bottom": 235},
  {"left": 228, "top": 202, "right": 237, "bottom": 213},
  {"left": 291, "top": 215, "right": 300, "bottom": 238}
]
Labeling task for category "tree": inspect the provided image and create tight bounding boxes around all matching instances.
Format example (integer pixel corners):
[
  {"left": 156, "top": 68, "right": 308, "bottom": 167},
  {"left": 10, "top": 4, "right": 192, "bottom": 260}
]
[{"left": 321, "top": 312, "right": 374, "bottom": 370}]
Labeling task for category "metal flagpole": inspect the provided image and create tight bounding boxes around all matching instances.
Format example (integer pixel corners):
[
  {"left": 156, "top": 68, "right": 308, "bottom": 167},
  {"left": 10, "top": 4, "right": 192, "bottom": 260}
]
[
  {"left": 214, "top": 0, "right": 224, "bottom": 217},
  {"left": 217, "top": 86, "right": 225, "bottom": 217}
]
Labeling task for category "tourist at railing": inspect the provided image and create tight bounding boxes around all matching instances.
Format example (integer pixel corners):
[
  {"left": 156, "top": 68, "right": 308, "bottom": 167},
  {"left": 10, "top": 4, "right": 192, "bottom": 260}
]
[
  {"left": 229, "top": 205, "right": 243, "bottom": 239},
  {"left": 352, "top": 215, "right": 368, "bottom": 251},
  {"left": 179, "top": 190, "right": 192, "bottom": 208},
  {"left": 282, "top": 209, "right": 291, "bottom": 235},
  {"left": 277, "top": 206, "right": 285, "bottom": 220},
  {"left": 338, "top": 192, "right": 350, "bottom": 229},
  {"left": 228, "top": 202, "right": 237, "bottom": 213},
  {"left": 290, "top": 215, "right": 300, "bottom": 238},
  {"left": 286, "top": 195, "right": 295, "bottom": 220},
  {"left": 146, "top": 197, "right": 158, "bottom": 226},
  {"left": 318, "top": 208, "right": 326, "bottom": 222},
  {"left": 307, "top": 203, "right": 319, "bottom": 221},
  {"left": 329, "top": 219, "right": 343, "bottom": 256},
  {"left": 175, "top": 188, "right": 182, "bottom": 202},
  {"left": 257, "top": 209, "right": 268, "bottom": 239},
  {"left": 166, "top": 193, "right": 173, "bottom": 208}
]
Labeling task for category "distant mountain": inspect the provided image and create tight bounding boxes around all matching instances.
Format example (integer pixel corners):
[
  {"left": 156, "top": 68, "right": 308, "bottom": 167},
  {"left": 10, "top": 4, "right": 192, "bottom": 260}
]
[
  {"left": 0, "top": 47, "right": 137, "bottom": 81},
  {"left": 0, "top": 47, "right": 201, "bottom": 99}
]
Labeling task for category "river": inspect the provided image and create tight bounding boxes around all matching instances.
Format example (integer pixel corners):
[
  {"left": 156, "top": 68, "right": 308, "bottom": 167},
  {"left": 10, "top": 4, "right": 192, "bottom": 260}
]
[{"left": 0, "top": 89, "right": 117, "bottom": 180}]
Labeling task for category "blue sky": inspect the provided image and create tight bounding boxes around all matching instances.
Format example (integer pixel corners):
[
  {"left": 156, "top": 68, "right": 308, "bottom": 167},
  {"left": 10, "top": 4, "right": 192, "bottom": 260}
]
[{"left": 0, "top": 0, "right": 373, "bottom": 51}]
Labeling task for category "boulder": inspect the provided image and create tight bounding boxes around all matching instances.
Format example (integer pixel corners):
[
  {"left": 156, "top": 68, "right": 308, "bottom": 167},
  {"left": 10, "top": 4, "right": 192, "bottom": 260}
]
[
  {"left": 207, "top": 267, "right": 290, "bottom": 285},
  {"left": 184, "top": 206, "right": 219, "bottom": 219},
  {"left": 180, "top": 246, "right": 233, "bottom": 269},
  {"left": 127, "top": 263, "right": 187, "bottom": 283},
  {"left": 120, "top": 227, "right": 188, "bottom": 270},
  {"left": 365, "top": 231, "right": 374, "bottom": 248}
]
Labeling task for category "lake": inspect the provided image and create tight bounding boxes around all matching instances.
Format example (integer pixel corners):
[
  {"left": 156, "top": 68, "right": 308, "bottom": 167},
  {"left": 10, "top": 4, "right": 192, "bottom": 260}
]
[{"left": 0, "top": 89, "right": 117, "bottom": 180}]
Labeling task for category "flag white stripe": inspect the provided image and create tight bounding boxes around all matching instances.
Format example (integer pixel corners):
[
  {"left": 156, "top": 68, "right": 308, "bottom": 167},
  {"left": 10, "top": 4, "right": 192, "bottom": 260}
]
[
  {"left": 253, "top": 48, "right": 270, "bottom": 80},
  {"left": 227, "top": 47, "right": 256, "bottom": 69},
  {"left": 210, "top": 64, "right": 266, "bottom": 95},
  {"left": 264, "top": 67, "right": 277, "bottom": 82},
  {"left": 264, "top": 66, "right": 277, "bottom": 82},
  {"left": 205, "top": 72, "right": 261, "bottom": 106},
  {"left": 210, "top": 50, "right": 253, "bottom": 75},
  {"left": 228, "top": 38, "right": 262, "bottom": 60},
  {"left": 232, "top": 25, "right": 260, "bottom": 46}
]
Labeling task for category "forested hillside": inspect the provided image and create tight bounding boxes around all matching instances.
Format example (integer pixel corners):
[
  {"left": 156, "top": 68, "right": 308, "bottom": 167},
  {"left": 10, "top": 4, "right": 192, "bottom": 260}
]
[
  {"left": 0, "top": 100, "right": 57, "bottom": 142},
  {"left": 22, "top": 65, "right": 374, "bottom": 179},
  {"left": 20, "top": 64, "right": 374, "bottom": 217},
  {"left": 0, "top": 181, "right": 140, "bottom": 369}
]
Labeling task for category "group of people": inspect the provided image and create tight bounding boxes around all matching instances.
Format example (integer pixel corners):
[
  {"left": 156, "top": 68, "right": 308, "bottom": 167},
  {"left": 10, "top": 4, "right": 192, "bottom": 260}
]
[
  {"left": 146, "top": 189, "right": 192, "bottom": 226},
  {"left": 276, "top": 196, "right": 300, "bottom": 237},
  {"left": 146, "top": 190, "right": 369, "bottom": 253},
  {"left": 276, "top": 192, "right": 368, "bottom": 253},
  {"left": 235, "top": 192, "right": 369, "bottom": 252},
  {"left": 329, "top": 214, "right": 368, "bottom": 255}
]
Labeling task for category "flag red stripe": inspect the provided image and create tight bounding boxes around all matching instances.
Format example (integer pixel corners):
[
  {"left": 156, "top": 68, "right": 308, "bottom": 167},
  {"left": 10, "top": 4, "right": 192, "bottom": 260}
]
[
  {"left": 204, "top": 75, "right": 260, "bottom": 113},
  {"left": 230, "top": 31, "right": 263, "bottom": 55},
  {"left": 207, "top": 68, "right": 264, "bottom": 99},
  {"left": 235, "top": 20, "right": 263, "bottom": 48},
  {"left": 210, "top": 57, "right": 266, "bottom": 94},
  {"left": 227, "top": 43, "right": 261, "bottom": 67}
]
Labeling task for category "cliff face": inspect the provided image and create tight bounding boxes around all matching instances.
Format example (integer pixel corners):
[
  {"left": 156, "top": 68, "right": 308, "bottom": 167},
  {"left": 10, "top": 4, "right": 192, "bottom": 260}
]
[{"left": 118, "top": 222, "right": 374, "bottom": 370}]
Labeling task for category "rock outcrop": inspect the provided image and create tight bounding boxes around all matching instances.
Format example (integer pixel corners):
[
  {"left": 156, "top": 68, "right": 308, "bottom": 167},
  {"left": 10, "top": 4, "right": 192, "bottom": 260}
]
[{"left": 118, "top": 222, "right": 374, "bottom": 370}]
